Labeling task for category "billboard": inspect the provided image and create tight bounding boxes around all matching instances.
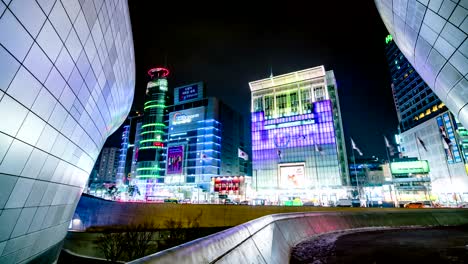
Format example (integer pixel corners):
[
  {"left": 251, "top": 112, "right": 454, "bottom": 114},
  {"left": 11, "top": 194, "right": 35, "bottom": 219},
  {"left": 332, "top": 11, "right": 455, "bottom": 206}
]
[
  {"left": 169, "top": 106, "right": 205, "bottom": 133},
  {"left": 174, "top": 82, "right": 203, "bottom": 104},
  {"left": 213, "top": 176, "right": 244, "bottom": 193},
  {"left": 390, "top": 160, "right": 430, "bottom": 175},
  {"left": 166, "top": 145, "right": 184, "bottom": 175},
  {"left": 436, "top": 113, "right": 462, "bottom": 164},
  {"left": 251, "top": 100, "right": 336, "bottom": 152},
  {"left": 279, "top": 163, "right": 305, "bottom": 188}
]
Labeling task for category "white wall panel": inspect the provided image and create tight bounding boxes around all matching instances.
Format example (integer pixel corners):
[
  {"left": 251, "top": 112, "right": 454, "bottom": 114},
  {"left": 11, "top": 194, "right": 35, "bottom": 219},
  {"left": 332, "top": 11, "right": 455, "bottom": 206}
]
[{"left": 0, "top": 0, "right": 135, "bottom": 262}]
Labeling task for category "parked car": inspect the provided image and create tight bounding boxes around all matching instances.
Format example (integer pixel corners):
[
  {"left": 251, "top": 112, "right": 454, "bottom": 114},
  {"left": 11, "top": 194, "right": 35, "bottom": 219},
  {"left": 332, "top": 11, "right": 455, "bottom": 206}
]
[
  {"left": 336, "top": 199, "right": 352, "bottom": 207},
  {"left": 458, "top": 203, "right": 468, "bottom": 208},
  {"left": 422, "top": 201, "right": 433, "bottom": 208},
  {"left": 224, "top": 199, "right": 237, "bottom": 205},
  {"left": 239, "top": 200, "right": 249, "bottom": 205},
  {"left": 164, "top": 198, "right": 178, "bottom": 204},
  {"left": 404, "top": 202, "right": 424, "bottom": 208}
]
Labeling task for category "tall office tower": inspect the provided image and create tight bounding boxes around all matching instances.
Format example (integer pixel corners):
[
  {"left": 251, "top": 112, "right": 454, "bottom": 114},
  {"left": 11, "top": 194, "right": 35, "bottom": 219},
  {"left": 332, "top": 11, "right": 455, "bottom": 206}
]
[
  {"left": 164, "top": 82, "right": 247, "bottom": 200},
  {"left": 385, "top": 35, "right": 468, "bottom": 205},
  {"left": 249, "top": 66, "right": 349, "bottom": 205},
  {"left": 385, "top": 35, "right": 448, "bottom": 132},
  {"left": 116, "top": 125, "right": 130, "bottom": 185},
  {"left": 375, "top": 0, "right": 468, "bottom": 129},
  {"left": 0, "top": 1, "right": 135, "bottom": 262},
  {"left": 135, "top": 67, "right": 169, "bottom": 198},
  {"left": 97, "top": 147, "right": 120, "bottom": 182},
  {"left": 130, "top": 121, "right": 143, "bottom": 179}
]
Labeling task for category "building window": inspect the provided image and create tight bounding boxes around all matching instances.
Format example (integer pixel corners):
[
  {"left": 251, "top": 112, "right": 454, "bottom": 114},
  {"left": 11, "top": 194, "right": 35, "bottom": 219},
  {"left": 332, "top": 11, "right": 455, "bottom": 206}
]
[
  {"left": 301, "top": 88, "right": 312, "bottom": 113},
  {"left": 276, "top": 94, "right": 287, "bottom": 117},
  {"left": 314, "top": 86, "right": 325, "bottom": 101},
  {"left": 290, "top": 92, "right": 298, "bottom": 115},
  {"left": 264, "top": 95, "right": 274, "bottom": 119},
  {"left": 253, "top": 97, "right": 263, "bottom": 112}
]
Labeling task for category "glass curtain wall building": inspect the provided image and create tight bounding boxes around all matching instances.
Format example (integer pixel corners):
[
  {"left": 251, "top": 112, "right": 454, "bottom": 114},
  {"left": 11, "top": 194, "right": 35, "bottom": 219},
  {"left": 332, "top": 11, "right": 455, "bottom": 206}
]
[
  {"left": 375, "top": 0, "right": 468, "bottom": 129},
  {"left": 163, "top": 82, "right": 247, "bottom": 200},
  {"left": 249, "top": 66, "right": 349, "bottom": 205},
  {"left": 385, "top": 35, "right": 448, "bottom": 132},
  {"left": 0, "top": 0, "right": 135, "bottom": 263},
  {"left": 385, "top": 34, "right": 468, "bottom": 205}
]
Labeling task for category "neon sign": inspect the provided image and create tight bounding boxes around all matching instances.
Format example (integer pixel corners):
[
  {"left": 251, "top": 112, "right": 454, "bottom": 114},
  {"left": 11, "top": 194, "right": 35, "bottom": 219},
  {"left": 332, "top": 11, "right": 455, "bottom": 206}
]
[
  {"left": 172, "top": 112, "right": 200, "bottom": 125},
  {"left": 385, "top": 35, "right": 393, "bottom": 44},
  {"left": 390, "top": 160, "right": 429, "bottom": 174}
]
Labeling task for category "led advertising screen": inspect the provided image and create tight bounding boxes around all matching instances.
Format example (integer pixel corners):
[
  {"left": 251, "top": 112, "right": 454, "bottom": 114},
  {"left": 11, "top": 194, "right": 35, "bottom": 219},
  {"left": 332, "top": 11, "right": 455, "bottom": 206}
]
[
  {"left": 213, "top": 176, "right": 243, "bottom": 193},
  {"left": 169, "top": 106, "right": 205, "bottom": 133},
  {"left": 175, "top": 82, "right": 203, "bottom": 104},
  {"left": 167, "top": 145, "right": 184, "bottom": 175},
  {"left": 251, "top": 100, "right": 336, "bottom": 152},
  {"left": 390, "top": 160, "right": 430, "bottom": 175},
  {"left": 279, "top": 163, "right": 305, "bottom": 188},
  {"left": 179, "top": 84, "right": 198, "bottom": 101}
]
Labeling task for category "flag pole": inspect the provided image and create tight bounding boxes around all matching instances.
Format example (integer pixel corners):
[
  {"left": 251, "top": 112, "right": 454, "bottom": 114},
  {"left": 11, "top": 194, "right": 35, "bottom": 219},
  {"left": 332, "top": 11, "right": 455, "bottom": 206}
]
[
  {"left": 352, "top": 145, "right": 360, "bottom": 201},
  {"left": 383, "top": 135, "right": 395, "bottom": 207},
  {"left": 414, "top": 133, "right": 422, "bottom": 160},
  {"left": 313, "top": 143, "right": 321, "bottom": 206}
]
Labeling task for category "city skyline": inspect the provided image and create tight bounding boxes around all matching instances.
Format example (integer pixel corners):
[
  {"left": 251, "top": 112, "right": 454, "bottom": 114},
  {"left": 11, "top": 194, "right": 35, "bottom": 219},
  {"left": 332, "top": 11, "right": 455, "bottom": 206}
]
[{"left": 103, "top": 1, "right": 400, "bottom": 159}]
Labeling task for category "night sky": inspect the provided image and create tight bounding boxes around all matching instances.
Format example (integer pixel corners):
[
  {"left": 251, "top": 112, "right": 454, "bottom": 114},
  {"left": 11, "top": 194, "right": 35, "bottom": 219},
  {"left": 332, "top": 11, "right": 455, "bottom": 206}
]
[{"left": 107, "top": 1, "right": 399, "bottom": 159}]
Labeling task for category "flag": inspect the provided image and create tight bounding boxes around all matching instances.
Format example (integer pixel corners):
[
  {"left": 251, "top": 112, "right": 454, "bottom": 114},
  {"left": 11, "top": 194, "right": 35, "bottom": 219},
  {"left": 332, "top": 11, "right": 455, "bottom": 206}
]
[
  {"left": 417, "top": 137, "right": 428, "bottom": 152},
  {"left": 238, "top": 148, "right": 248, "bottom": 161},
  {"left": 438, "top": 126, "right": 454, "bottom": 160},
  {"left": 351, "top": 138, "right": 363, "bottom": 156},
  {"left": 384, "top": 136, "right": 390, "bottom": 148},
  {"left": 313, "top": 140, "right": 325, "bottom": 155},
  {"left": 384, "top": 136, "right": 395, "bottom": 156}
]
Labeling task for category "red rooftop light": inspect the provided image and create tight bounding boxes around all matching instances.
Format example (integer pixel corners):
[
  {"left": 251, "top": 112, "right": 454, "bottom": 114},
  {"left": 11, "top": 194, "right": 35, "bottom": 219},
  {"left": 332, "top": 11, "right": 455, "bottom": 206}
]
[{"left": 148, "top": 67, "right": 170, "bottom": 78}]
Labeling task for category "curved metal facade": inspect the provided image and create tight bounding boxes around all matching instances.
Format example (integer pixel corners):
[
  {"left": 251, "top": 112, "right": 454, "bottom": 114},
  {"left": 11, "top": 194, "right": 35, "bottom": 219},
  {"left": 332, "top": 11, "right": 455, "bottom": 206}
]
[
  {"left": 375, "top": 0, "right": 468, "bottom": 127},
  {"left": 0, "top": 0, "right": 135, "bottom": 262}
]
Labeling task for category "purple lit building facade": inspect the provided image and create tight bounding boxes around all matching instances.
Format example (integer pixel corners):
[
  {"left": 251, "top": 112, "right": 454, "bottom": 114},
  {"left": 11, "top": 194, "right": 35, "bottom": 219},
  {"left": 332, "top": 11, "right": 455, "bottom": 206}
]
[{"left": 249, "top": 66, "right": 349, "bottom": 204}]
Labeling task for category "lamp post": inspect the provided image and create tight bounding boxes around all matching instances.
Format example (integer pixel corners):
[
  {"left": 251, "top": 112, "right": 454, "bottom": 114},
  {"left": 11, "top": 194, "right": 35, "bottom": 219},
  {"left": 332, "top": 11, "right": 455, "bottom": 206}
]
[
  {"left": 352, "top": 147, "right": 361, "bottom": 201},
  {"left": 254, "top": 169, "right": 258, "bottom": 192}
]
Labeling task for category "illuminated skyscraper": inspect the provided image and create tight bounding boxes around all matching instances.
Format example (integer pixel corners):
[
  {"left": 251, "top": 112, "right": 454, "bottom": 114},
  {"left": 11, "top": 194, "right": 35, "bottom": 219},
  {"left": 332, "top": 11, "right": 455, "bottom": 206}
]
[
  {"left": 116, "top": 125, "right": 130, "bottom": 185},
  {"left": 135, "top": 67, "right": 169, "bottom": 198},
  {"left": 375, "top": 0, "right": 468, "bottom": 129},
  {"left": 385, "top": 35, "right": 448, "bottom": 132},
  {"left": 385, "top": 36, "right": 468, "bottom": 204},
  {"left": 249, "top": 66, "right": 349, "bottom": 204}
]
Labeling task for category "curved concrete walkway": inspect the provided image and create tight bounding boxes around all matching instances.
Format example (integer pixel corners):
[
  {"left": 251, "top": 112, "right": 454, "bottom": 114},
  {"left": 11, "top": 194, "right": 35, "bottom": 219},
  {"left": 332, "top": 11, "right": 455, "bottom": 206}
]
[{"left": 129, "top": 209, "right": 468, "bottom": 264}]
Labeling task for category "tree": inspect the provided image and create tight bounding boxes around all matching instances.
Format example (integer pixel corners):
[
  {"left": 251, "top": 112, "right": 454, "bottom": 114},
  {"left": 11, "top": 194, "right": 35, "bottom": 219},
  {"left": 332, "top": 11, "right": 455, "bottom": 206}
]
[
  {"left": 163, "top": 210, "right": 203, "bottom": 248},
  {"left": 124, "top": 222, "right": 159, "bottom": 260},
  {"left": 96, "top": 232, "right": 126, "bottom": 262}
]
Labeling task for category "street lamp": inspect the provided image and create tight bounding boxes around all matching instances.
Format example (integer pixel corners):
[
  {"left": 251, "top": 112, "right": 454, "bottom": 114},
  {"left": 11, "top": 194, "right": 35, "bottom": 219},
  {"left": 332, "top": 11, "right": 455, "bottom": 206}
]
[{"left": 254, "top": 169, "right": 258, "bottom": 192}]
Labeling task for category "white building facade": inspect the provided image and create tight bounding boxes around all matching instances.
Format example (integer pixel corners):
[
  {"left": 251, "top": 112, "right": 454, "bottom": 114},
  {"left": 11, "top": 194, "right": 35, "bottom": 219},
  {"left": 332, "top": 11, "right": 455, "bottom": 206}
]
[{"left": 0, "top": 0, "right": 135, "bottom": 262}]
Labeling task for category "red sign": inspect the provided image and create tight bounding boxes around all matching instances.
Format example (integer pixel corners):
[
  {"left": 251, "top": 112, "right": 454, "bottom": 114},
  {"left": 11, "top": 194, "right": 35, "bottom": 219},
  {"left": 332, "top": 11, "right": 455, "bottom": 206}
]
[
  {"left": 154, "top": 142, "right": 164, "bottom": 147},
  {"left": 213, "top": 176, "right": 244, "bottom": 193}
]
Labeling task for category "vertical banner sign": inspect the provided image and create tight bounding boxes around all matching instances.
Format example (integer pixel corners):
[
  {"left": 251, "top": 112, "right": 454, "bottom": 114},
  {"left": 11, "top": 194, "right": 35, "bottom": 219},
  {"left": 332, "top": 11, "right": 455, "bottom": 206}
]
[
  {"left": 437, "top": 114, "right": 462, "bottom": 164},
  {"left": 167, "top": 146, "right": 184, "bottom": 175}
]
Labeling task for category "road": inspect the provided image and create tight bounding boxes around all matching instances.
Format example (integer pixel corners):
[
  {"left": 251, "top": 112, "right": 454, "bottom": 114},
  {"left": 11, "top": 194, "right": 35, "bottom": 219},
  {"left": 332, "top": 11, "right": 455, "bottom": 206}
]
[{"left": 291, "top": 226, "right": 468, "bottom": 263}]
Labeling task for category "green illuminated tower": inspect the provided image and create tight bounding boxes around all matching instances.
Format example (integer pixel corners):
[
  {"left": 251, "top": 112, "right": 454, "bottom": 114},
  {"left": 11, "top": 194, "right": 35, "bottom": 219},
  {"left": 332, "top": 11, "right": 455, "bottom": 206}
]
[{"left": 136, "top": 67, "right": 169, "bottom": 187}]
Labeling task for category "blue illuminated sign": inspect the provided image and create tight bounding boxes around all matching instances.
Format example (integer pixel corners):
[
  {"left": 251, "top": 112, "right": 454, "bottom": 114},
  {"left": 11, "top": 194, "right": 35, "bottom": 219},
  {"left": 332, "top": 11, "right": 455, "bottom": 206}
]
[
  {"left": 437, "top": 113, "right": 462, "bottom": 164},
  {"left": 175, "top": 83, "right": 203, "bottom": 104}
]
